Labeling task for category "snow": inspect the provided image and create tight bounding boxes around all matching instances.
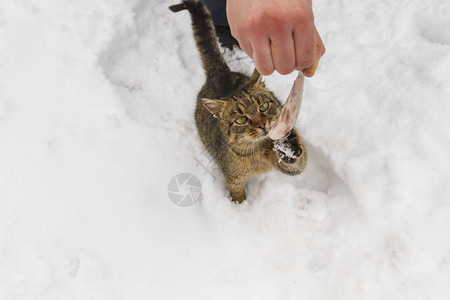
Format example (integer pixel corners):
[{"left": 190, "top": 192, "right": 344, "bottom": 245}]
[
  {"left": 273, "top": 136, "right": 299, "bottom": 162},
  {"left": 1, "top": 0, "right": 449, "bottom": 299}
]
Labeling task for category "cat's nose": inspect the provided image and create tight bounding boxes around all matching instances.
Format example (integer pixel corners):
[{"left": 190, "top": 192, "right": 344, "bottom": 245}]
[{"left": 256, "top": 123, "right": 265, "bottom": 129}]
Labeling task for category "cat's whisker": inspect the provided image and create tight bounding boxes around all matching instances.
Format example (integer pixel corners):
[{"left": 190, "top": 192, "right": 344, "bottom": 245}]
[
  {"left": 244, "top": 138, "right": 260, "bottom": 166},
  {"left": 228, "top": 136, "right": 247, "bottom": 150},
  {"left": 251, "top": 140, "right": 264, "bottom": 165}
]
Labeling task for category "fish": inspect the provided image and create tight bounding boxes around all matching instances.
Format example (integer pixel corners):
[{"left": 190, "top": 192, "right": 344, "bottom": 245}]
[{"left": 268, "top": 71, "right": 305, "bottom": 140}]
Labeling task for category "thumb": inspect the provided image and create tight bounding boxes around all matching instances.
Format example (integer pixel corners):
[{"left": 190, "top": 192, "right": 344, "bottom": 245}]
[{"left": 302, "top": 29, "right": 325, "bottom": 77}]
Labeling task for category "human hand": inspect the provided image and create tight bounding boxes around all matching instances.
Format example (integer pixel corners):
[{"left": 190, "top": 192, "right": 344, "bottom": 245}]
[{"left": 226, "top": 0, "right": 325, "bottom": 76}]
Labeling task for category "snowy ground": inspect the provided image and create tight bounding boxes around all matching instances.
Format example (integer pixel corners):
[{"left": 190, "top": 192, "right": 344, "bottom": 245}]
[{"left": 1, "top": 0, "right": 450, "bottom": 299}]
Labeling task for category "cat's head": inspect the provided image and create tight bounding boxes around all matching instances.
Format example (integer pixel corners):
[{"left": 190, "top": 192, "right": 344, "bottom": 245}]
[{"left": 202, "top": 69, "right": 282, "bottom": 151}]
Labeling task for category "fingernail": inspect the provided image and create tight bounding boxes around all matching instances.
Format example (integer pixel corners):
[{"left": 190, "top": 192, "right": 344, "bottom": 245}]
[{"left": 302, "top": 56, "right": 320, "bottom": 77}]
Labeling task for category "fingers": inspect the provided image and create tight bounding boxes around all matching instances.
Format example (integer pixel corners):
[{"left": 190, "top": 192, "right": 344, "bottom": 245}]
[
  {"left": 270, "top": 31, "right": 296, "bottom": 75},
  {"left": 251, "top": 36, "right": 274, "bottom": 75},
  {"left": 251, "top": 28, "right": 296, "bottom": 76},
  {"left": 237, "top": 39, "right": 253, "bottom": 61},
  {"left": 252, "top": 26, "right": 323, "bottom": 76},
  {"left": 293, "top": 25, "right": 315, "bottom": 71},
  {"left": 301, "top": 27, "right": 326, "bottom": 77}
]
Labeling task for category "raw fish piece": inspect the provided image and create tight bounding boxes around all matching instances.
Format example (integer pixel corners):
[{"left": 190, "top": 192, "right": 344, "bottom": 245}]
[{"left": 269, "top": 71, "right": 305, "bottom": 140}]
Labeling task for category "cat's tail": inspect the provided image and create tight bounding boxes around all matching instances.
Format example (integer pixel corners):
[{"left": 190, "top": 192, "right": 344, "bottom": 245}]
[{"left": 169, "top": 0, "right": 230, "bottom": 78}]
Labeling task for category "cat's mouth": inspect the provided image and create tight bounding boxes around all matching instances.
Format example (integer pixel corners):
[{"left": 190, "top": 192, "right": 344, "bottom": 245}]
[
  {"left": 261, "top": 120, "right": 276, "bottom": 137},
  {"left": 255, "top": 125, "right": 271, "bottom": 140}
]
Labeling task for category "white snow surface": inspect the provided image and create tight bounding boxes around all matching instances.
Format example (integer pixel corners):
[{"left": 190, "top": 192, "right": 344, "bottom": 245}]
[{"left": 1, "top": 0, "right": 450, "bottom": 299}]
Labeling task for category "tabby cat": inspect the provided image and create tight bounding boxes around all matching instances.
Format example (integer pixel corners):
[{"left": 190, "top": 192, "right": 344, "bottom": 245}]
[{"left": 170, "top": 0, "right": 307, "bottom": 203}]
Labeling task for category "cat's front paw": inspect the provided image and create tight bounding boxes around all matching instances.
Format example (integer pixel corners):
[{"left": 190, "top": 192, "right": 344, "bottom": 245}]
[{"left": 273, "top": 130, "right": 302, "bottom": 164}]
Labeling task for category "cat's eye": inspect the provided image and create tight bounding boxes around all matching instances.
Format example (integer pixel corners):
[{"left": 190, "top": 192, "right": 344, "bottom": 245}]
[
  {"left": 235, "top": 116, "right": 248, "bottom": 125},
  {"left": 259, "top": 102, "right": 269, "bottom": 112}
]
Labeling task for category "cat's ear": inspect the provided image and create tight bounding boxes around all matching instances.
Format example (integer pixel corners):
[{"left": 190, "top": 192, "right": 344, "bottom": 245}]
[
  {"left": 202, "top": 98, "right": 227, "bottom": 118},
  {"left": 244, "top": 68, "right": 263, "bottom": 89},
  {"left": 249, "top": 68, "right": 263, "bottom": 85}
]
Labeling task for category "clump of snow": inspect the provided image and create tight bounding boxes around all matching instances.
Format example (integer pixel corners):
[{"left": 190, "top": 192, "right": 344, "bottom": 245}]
[
  {"left": 273, "top": 135, "right": 299, "bottom": 162},
  {"left": 1, "top": 0, "right": 450, "bottom": 299}
]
